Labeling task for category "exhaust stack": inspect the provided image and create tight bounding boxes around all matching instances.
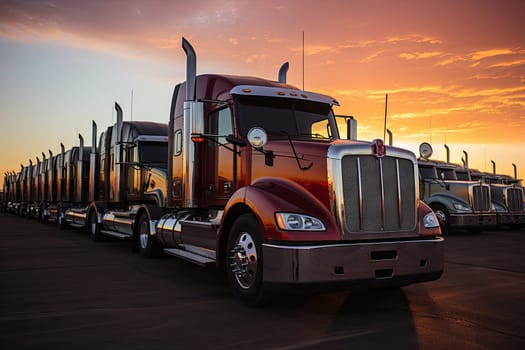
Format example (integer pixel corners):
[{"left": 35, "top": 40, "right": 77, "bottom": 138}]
[
  {"left": 48, "top": 150, "right": 54, "bottom": 202},
  {"left": 462, "top": 150, "right": 469, "bottom": 169},
  {"left": 90, "top": 121, "right": 97, "bottom": 202},
  {"left": 114, "top": 103, "right": 123, "bottom": 203},
  {"left": 491, "top": 160, "right": 496, "bottom": 175},
  {"left": 181, "top": 37, "right": 201, "bottom": 208},
  {"left": 58, "top": 143, "right": 65, "bottom": 201},
  {"left": 77, "top": 134, "right": 84, "bottom": 202},
  {"left": 444, "top": 144, "right": 450, "bottom": 163},
  {"left": 278, "top": 62, "right": 289, "bottom": 83},
  {"left": 512, "top": 163, "right": 517, "bottom": 179},
  {"left": 387, "top": 129, "right": 393, "bottom": 146},
  {"left": 183, "top": 37, "right": 196, "bottom": 102}
]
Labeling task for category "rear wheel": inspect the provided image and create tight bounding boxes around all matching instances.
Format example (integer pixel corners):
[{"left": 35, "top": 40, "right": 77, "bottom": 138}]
[
  {"left": 226, "top": 214, "right": 266, "bottom": 305},
  {"left": 57, "top": 206, "right": 68, "bottom": 230},
  {"left": 431, "top": 204, "right": 450, "bottom": 234},
  {"left": 88, "top": 209, "right": 103, "bottom": 241},
  {"left": 137, "top": 213, "right": 163, "bottom": 258}
]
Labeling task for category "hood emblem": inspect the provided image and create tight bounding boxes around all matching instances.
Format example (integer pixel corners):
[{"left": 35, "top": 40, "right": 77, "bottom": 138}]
[{"left": 371, "top": 139, "right": 386, "bottom": 158}]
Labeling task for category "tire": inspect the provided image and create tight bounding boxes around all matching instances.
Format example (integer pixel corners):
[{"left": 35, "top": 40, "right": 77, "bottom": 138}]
[
  {"left": 40, "top": 205, "right": 48, "bottom": 224},
  {"left": 137, "top": 213, "right": 163, "bottom": 258},
  {"left": 226, "top": 214, "right": 267, "bottom": 305},
  {"left": 57, "top": 206, "right": 68, "bottom": 230},
  {"left": 88, "top": 209, "right": 103, "bottom": 241},
  {"left": 431, "top": 204, "right": 450, "bottom": 234}
]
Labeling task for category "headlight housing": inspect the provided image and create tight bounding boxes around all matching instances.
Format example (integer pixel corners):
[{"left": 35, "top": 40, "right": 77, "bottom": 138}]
[
  {"left": 453, "top": 202, "right": 470, "bottom": 211},
  {"left": 423, "top": 211, "right": 440, "bottom": 228},
  {"left": 275, "top": 213, "right": 326, "bottom": 231}
]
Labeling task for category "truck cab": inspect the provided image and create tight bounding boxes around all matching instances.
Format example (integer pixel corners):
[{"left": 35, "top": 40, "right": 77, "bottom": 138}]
[
  {"left": 86, "top": 115, "right": 169, "bottom": 240},
  {"left": 418, "top": 143, "right": 496, "bottom": 233},
  {"left": 109, "top": 38, "right": 445, "bottom": 304},
  {"left": 471, "top": 171, "right": 525, "bottom": 229}
]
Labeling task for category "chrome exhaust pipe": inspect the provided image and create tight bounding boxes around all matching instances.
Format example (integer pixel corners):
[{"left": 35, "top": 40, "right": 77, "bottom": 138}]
[
  {"left": 278, "top": 62, "right": 289, "bottom": 83},
  {"left": 90, "top": 121, "right": 97, "bottom": 202},
  {"left": 444, "top": 144, "right": 450, "bottom": 163}
]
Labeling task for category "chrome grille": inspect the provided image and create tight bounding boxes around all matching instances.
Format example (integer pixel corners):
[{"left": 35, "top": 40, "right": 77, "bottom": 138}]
[
  {"left": 472, "top": 185, "right": 490, "bottom": 211},
  {"left": 506, "top": 188, "right": 524, "bottom": 212},
  {"left": 341, "top": 155, "right": 416, "bottom": 232}
]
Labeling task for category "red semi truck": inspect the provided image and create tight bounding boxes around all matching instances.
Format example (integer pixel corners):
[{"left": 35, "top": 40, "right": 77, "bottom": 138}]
[{"left": 78, "top": 38, "right": 444, "bottom": 304}]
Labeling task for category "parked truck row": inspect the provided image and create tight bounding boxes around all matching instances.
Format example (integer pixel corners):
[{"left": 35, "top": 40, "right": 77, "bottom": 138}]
[
  {"left": 417, "top": 142, "right": 525, "bottom": 233},
  {"left": 1, "top": 38, "right": 445, "bottom": 304}
]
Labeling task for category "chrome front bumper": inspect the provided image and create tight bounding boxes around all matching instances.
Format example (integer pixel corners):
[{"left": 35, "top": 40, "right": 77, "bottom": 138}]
[
  {"left": 262, "top": 237, "right": 444, "bottom": 285},
  {"left": 449, "top": 213, "right": 496, "bottom": 228}
]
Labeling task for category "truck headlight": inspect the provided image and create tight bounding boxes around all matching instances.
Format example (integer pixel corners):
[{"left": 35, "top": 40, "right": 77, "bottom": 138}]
[
  {"left": 423, "top": 211, "right": 440, "bottom": 228},
  {"left": 275, "top": 213, "right": 326, "bottom": 231},
  {"left": 453, "top": 202, "right": 470, "bottom": 211}
]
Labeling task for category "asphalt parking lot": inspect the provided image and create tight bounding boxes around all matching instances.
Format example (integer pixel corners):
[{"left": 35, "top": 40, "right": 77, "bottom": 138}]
[{"left": 0, "top": 212, "right": 524, "bottom": 349}]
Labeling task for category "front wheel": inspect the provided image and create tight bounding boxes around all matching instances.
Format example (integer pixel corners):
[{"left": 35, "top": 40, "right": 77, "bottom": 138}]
[
  {"left": 226, "top": 214, "right": 266, "bottom": 305},
  {"left": 137, "top": 213, "right": 163, "bottom": 258},
  {"left": 431, "top": 204, "right": 450, "bottom": 234}
]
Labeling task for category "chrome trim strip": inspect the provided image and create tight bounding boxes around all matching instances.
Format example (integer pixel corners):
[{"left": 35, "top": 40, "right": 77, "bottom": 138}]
[
  {"left": 357, "top": 157, "right": 363, "bottom": 230},
  {"left": 379, "top": 157, "right": 385, "bottom": 230},
  {"left": 263, "top": 236, "right": 444, "bottom": 250},
  {"left": 230, "top": 85, "right": 340, "bottom": 106},
  {"left": 396, "top": 159, "right": 402, "bottom": 228}
]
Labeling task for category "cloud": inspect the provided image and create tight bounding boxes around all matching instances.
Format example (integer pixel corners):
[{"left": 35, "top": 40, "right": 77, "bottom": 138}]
[
  {"left": 385, "top": 34, "right": 442, "bottom": 45},
  {"left": 399, "top": 51, "right": 443, "bottom": 60},
  {"left": 471, "top": 49, "right": 514, "bottom": 61},
  {"left": 488, "top": 59, "right": 525, "bottom": 68},
  {"left": 360, "top": 50, "right": 385, "bottom": 63}
]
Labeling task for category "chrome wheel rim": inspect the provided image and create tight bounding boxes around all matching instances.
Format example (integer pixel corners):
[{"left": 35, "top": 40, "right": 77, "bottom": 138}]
[
  {"left": 229, "top": 232, "right": 258, "bottom": 289},
  {"left": 139, "top": 220, "right": 149, "bottom": 249},
  {"left": 434, "top": 210, "right": 447, "bottom": 226},
  {"left": 90, "top": 212, "right": 97, "bottom": 234}
]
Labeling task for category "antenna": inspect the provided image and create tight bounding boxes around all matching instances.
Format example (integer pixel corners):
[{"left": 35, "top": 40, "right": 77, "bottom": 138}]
[
  {"left": 383, "top": 93, "right": 388, "bottom": 141},
  {"left": 302, "top": 31, "right": 305, "bottom": 91},
  {"left": 130, "top": 89, "right": 134, "bottom": 121}
]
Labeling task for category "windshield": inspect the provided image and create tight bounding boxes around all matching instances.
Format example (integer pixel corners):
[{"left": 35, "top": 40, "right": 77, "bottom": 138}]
[
  {"left": 419, "top": 166, "right": 437, "bottom": 179},
  {"left": 138, "top": 142, "right": 168, "bottom": 165},
  {"left": 236, "top": 96, "right": 337, "bottom": 140},
  {"left": 455, "top": 170, "right": 470, "bottom": 181},
  {"left": 437, "top": 167, "right": 457, "bottom": 180}
]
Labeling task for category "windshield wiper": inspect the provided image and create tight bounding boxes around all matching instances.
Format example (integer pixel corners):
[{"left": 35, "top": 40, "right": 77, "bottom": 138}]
[{"left": 279, "top": 131, "right": 313, "bottom": 171}]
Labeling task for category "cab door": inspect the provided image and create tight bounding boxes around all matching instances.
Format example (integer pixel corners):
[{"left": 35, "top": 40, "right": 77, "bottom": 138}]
[{"left": 205, "top": 107, "right": 236, "bottom": 206}]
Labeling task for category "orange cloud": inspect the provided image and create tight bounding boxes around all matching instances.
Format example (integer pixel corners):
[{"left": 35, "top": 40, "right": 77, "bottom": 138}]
[
  {"left": 399, "top": 51, "right": 443, "bottom": 60},
  {"left": 471, "top": 49, "right": 515, "bottom": 61}
]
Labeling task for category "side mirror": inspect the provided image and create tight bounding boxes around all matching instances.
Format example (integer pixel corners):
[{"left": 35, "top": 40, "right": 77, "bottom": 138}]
[{"left": 226, "top": 134, "right": 246, "bottom": 147}]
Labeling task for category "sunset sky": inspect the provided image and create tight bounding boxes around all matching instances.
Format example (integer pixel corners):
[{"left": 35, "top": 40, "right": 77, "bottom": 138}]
[{"left": 1, "top": 0, "right": 524, "bottom": 187}]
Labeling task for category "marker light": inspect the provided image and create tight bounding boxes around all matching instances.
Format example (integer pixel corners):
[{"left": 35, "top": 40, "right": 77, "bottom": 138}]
[{"left": 275, "top": 213, "right": 326, "bottom": 231}]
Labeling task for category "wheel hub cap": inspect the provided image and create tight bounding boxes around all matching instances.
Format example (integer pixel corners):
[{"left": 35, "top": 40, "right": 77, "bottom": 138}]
[
  {"left": 139, "top": 221, "right": 149, "bottom": 249},
  {"left": 229, "top": 233, "right": 258, "bottom": 289}
]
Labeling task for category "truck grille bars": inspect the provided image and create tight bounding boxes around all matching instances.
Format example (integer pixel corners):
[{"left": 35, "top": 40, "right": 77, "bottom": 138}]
[
  {"left": 471, "top": 185, "right": 491, "bottom": 212},
  {"left": 340, "top": 155, "right": 416, "bottom": 233},
  {"left": 506, "top": 188, "right": 524, "bottom": 212}
]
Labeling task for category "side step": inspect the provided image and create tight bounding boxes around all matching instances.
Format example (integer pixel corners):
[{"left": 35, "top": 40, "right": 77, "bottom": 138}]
[
  {"left": 164, "top": 247, "right": 215, "bottom": 267},
  {"left": 101, "top": 230, "right": 131, "bottom": 240}
]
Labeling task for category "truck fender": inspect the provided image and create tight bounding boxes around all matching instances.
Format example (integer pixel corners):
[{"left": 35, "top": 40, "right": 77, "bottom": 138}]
[
  {"left": 216, "top": 177, "right": 338, "bottom": 268},
  {"left": 425, "top": 193, "right": 470, "bottom": 212},
  {"left": 417, "top": 200, "right": 442, "bottom": 235},
  {"left": 132, "top": 204, "right": 164, "bottom": 252},
  {"left": 87, "top": 202, "right": 107, "bottom": 224}
]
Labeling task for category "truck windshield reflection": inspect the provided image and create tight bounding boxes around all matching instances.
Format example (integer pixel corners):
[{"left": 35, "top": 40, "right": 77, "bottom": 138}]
[{"left": 236, "top": 96, "right": 336, "bottom": 140}]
